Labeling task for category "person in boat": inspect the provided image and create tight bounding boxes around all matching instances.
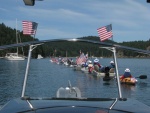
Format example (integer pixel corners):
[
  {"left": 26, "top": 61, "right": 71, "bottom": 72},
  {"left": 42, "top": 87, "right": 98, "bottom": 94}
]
[
  {"left": 93, "top": 58, "right": 101, "bottom": 72},
  {"left": 100, "top": 61, "right": 115, "bottom": 73},
  {"left": 108, "top": 61, "right": 115, "bottom": 69},
  {"left": 121, "top": 68, "right": 132, "bottom": 79},
  {"left": 70, "top": 58, "right": 74, "bottom": 64},
  {"left": 88, "top": 60, "right": 93, "bottom": 67},
  {"left": 84, "top": 61, "right": 89, "bottom": 67},
  {"left": 107, "top": 61, "right": 115, "bottom": 73},
  {"left": 93, "top": 58, "right": 101, "bottom": 67},
  {"left": 81, "top": 61, "right": 86, "bottom": 67},
  {"left": 67, "top": 58, "right": 71, "bottom": 65},
  {"left": 88, "top": 60, "right": 94, "bottom": 73},
  {"left": 58, "top": 56, "right": 63, "bottom": 63},
  {"left": 70, "top": 58, "right": 76, "bottom": 65}
]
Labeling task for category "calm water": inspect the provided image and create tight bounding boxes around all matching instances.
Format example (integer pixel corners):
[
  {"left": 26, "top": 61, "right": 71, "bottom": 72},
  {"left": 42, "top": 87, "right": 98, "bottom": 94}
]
[{"left": 0, "top": 58, "right": 150, "bottom": 106}]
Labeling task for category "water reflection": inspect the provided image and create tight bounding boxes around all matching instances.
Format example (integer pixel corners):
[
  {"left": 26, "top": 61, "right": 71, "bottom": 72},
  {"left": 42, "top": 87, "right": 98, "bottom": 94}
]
[
  {"left": 121, "top": 84, "right": 136, "bottom": 98},
  {"left": 0, "top": 58, "right": 150, "bottom": 106}
]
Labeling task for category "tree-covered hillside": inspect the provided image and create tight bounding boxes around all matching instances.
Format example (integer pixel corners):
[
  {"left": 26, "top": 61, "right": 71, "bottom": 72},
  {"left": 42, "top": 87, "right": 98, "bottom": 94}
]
[
  {"left": 0, "top": 23, "right": 39, "bottom": 57},
  {"left": 0, "top": 23, "right": 150, "bottom": 58}
]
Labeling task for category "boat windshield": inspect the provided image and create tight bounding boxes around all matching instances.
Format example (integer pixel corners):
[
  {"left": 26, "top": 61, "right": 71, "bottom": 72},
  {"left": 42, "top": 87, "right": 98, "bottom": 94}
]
[{"left": 20, "top": 40, "right": 122, "bottom": 102}]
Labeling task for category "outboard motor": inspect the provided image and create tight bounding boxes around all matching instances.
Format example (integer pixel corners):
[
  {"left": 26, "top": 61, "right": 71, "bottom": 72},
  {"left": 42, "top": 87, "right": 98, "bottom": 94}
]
[
  {"left": 103, "top": 66, "right": 111, "bottom": 81},
  {"left": 23, "top": 0, "right": 35, "bottom": 6},
  {"left": 56, "top": 80, "right": 81, "bottom": 98}
]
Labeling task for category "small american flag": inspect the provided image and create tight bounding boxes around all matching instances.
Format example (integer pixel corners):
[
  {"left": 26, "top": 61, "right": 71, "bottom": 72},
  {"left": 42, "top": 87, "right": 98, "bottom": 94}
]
[
  {"left": 22, "top": 21, "right": 38, "bottom": 35},
  {"left": 97, "top": 24, "right": 113, "bottom": 42},
  {"left": 76, "top": 53, "right": 87, "bottom": 65},
  {"left": 51, "top": 57, "right": 58, "bottom": 63}
]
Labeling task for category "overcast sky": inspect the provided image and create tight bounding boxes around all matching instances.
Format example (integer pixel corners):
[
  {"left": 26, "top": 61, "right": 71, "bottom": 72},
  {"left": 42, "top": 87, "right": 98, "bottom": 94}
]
[{"left": 1, "top": 0, "right": 150, "bottom": 42}]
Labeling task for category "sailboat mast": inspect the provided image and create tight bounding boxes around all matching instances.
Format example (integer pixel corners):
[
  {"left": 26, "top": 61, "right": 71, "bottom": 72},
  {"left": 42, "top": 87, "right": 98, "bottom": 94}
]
[
  {"left": 66, "top": 51, "right": 67, "bottom": 58},
  {"left": 16, "top": 19, "right": 18, "bottom": 56}
]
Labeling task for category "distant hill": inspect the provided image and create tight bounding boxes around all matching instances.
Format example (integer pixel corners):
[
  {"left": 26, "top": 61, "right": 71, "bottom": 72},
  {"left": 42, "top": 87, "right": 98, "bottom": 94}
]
[{"left": 0, "top": 23, "right": 150, "bottom": 58}]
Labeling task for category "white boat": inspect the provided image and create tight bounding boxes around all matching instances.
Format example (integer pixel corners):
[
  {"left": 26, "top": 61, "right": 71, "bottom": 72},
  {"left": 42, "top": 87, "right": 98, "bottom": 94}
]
[
  {"left": 81, "top": 67, "right": 89, "bottom": 73},
  {"left": 92, "top": 70, "right": 116, "bottom": 77},
  {"left": 50, "top": 57, "right": 58, "bottom": 63},
  {"left": 5, "top": 53, "right": 25, "bottom": 61},
  {"left": 37, "top": 54, "right": 43, "bottom": 59},
  {"left": 73, "top": 65, "right": 82, "bottom": 71},
  {"left": 0, "top": 38, "right": 150, "bottom": 113},
  {"left": 56, "top": 80, "right": 81, "bottom": 98},
  {"left": 64, "top": 61, "right": 69, "bottom": 66},
  {"left": 5, "top": 19, "right": 25, "bottom": 61},
  {"left": 92, "top": 70, "right": 115, "bottom": 78}
]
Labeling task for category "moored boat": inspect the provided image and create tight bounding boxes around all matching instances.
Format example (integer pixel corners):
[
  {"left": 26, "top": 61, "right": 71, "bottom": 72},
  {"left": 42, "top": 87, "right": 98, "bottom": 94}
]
[
  {"left": 5, "top": 20, "right": 25, "bottom": 61},
  {"left": 5, "top": 53, "right": 25, "bottom": 61},
  {"left": 37, "top": 54, "right": 43, "bottom": 59}
]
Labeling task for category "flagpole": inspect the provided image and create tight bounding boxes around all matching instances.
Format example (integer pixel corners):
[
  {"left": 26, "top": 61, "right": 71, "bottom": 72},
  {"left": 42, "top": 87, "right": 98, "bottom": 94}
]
[
  {"left": 32, "top": 23, "right": 38, "bottom": 41},
  {"left": 16, "top": 18, "right": 19, "bottom": 56},
  {"left": 110, "top": 24, "right": 113, "bottom": 41}
]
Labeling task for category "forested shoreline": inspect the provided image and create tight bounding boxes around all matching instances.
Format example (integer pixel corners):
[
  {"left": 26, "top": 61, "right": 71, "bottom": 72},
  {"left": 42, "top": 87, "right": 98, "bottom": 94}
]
[{"left": 0, "top": 23, "right": 150, "bottom": 58}]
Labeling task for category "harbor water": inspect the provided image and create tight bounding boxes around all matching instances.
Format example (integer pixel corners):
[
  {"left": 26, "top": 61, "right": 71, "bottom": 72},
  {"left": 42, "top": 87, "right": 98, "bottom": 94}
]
[{"left": 0, "top": 58, "right": 150, "bottom": 106}]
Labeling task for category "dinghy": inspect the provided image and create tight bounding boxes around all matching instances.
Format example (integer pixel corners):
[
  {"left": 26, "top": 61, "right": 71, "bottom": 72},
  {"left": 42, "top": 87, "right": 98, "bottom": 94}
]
[
  {"left": 120, "top": 76, "right": 137, "bottom": 85},
  {"left": 92, "top": 70, "right": 115, "bottom": 77},
  {"left": 120, "top": 75, "right": 147, "bottom": 85}
]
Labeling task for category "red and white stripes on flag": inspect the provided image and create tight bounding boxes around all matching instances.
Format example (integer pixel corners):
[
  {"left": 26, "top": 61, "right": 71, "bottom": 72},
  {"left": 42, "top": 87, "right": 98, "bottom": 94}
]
[
  {"left": 97, "top": 24, "right": 113, "bottom": 42},
  {"left": 51, "top": 57, "right": 58, "bottom": 63},
  {"left": 22, "top": 21, "right": 38, "bottom": 35},
  {"left": 76, "top": 53, "right": 87, "bottom": 65}
]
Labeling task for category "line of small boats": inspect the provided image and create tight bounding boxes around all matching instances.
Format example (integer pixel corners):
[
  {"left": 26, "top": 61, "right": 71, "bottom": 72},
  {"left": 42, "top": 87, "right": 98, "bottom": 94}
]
[{"left": 50, "top": 56, "right": 146, "bottom": 86}]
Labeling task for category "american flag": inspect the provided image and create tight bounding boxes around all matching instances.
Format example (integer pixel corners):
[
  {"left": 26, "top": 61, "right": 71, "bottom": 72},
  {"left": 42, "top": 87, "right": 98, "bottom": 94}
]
[
  {"left": 22, "top": 21, "right": 38, "bottom": 35},
  {"left": 51, "top": 57, "right": 58, "bottom": 63},
  {"left": 76, "top": 53, "right": 87, "bottom": 65},
  {"left": 97, "top": 24, "right": 113, "bottom": 42}
]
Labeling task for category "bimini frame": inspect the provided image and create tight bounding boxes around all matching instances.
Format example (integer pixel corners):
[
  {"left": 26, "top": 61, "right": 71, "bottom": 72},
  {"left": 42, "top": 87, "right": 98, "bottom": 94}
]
[
  {"left": 0, "top": 38, "right": 149, "bottom": 109},
  {"left": 21, "top": 39, "right": 124, "bottom": 98},
  {"left": 21, "top": 44, "right": 43, "bottom": 97},
  {"left": 20, "top": 38, "right": 150, "bottom": 99}
]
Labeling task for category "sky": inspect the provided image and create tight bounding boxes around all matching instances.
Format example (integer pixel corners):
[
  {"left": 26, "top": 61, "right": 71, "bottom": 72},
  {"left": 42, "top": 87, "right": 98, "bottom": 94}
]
[{"left": 0, "top": 0, "right": 150, "bottom": 43}]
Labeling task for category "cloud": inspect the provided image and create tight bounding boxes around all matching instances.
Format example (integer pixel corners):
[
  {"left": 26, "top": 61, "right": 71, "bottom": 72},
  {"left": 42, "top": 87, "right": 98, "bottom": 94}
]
[
  {"left": 1, "top": 0, "right": 150, "bottom": 42},
  {"left": 36, "top": 27, "right": 81, "bottom": 40},
  {"left": 0, "top": 8, "right": 8, "bottom": 12}
]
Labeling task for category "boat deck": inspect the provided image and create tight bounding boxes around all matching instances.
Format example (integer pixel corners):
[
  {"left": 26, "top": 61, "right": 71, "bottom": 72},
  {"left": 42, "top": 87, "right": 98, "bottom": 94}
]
[{"left": 1, "top": 98, "right": 150, "bottom": 113}]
